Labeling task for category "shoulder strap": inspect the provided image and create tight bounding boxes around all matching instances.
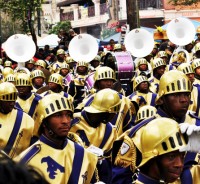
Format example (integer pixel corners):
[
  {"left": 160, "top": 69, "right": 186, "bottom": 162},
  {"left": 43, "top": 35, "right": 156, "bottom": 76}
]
[
  {"left": 68, "top": 143, "right": 84, "bottom": 183},
  {"left": 4, "top": 109, "right": 23, "bottom": 155}
]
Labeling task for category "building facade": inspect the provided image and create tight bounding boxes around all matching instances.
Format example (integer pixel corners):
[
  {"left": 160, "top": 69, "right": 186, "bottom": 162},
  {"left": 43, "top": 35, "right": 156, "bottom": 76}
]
[{"left": 41, "top": 0, "right": 200, "bottom": 39}]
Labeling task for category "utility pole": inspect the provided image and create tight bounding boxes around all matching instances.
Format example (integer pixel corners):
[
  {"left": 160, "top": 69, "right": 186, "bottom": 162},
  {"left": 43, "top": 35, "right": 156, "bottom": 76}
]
[
  {"left": 126, "top": 0, "right": 140, "bottom": 30},
  {"left": 0, "top": 9, "right": 2, "bottom": 58}
]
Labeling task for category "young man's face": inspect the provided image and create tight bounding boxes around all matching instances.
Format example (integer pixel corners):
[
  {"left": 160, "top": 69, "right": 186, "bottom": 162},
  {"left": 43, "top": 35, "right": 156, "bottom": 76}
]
[
  {"left": 157, "top": 150, "right": 185, "bottom": 183},
  {"left": 97, "top": 79, "right": 114, "bottom": 90},
  {"left": 162, "top": 92, "right": 190, "bottom": 119},
  {"left": 154, "top": 65, "right": 166, "bottom": 78},
  {"left": 0, "top": 100, "right": 15, "bottom": 114},
  {"left": 33, "top": 77, "right": 44, "bottom": 87},
  {"left": 195, "top": 66, "right": 200, "bottom": 76},
  {"left": 137, "top": 82, "right": 149, "bottom": 93},
  {"left": 46, "top": 110, "right": 72, "bottom": 138},
  {"left": 16, "top": 86, "right": 32, "bottom": 98}
]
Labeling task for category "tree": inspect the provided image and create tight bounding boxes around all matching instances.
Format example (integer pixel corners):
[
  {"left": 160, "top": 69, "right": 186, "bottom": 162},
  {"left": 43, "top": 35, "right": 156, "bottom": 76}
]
[
  {"left": 48, "top": 21, "right": 72, "bottom": 35},
  {"left": 0, "top": 0, "right": 43, "bottom": 45}
]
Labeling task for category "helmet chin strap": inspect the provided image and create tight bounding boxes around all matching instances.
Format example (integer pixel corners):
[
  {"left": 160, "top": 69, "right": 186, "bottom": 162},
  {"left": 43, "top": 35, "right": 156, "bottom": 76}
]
[{"left": 44, "top": 122, "right": 62, "bottom": 140}]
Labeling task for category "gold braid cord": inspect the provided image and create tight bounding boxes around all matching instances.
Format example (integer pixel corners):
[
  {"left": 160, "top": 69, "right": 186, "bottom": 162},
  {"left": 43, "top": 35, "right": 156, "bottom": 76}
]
[{"left": 114, "top": 135, "right": 137, "bottom": 172}]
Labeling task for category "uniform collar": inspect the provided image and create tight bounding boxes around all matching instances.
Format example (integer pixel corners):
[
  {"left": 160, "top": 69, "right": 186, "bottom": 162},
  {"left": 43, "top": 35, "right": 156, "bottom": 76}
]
[
  {"left": 40, "top": 134, "right": 68, "bottom": 149},
  {"left": 137, "top": 172, "right": 164, "bottom": 184}
]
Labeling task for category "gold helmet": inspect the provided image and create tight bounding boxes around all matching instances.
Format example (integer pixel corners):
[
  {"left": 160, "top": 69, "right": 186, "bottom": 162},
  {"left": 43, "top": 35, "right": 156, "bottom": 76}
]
[
  {"left": 76, "top": 61, "right": 89, "bottom": 68},
  {"left": 94, "top": 66, "right": 116, "bottom": 88},
  {"left": 114, "top": 44, "right": 122, "bottom": 51},
  {"left": 4, "top": 60, "right": 12, "bottom": 67},
  {"left": 84, "top": 89, "right": 121, "bottom": 113},
  {"left": 137, "top": 58, "right": 148, "bottom": 67},
  {"left": 135, "top": 105, "right": 157, "bottom": 124},
  {"left": 2, "top": 67, "right": 14, "bottom": 78},
  {"left": 56, "top": 49, "right": 65, "bottom": 55},
  {"left": 138, "top": 117, "right": 187, "bottom": 167},
  {"left": 35, "top": 60, "right": 46, "bottom": 69},
  {"left": 4, "top": 74, "right": 16, "bottom": 83},
  {"left": 157, "top": 51, "right": 168, "bottom": 58},
  {"left": 177, "top": 63, "right": 194, "bottom": 75},
  {"left": 26, "top": 59, "right": 35, "bottom": 65},
  {"left": 48, "top": 73, "right": 63, "bottom": 87},
  {"left": 60, "top": 63, "right": 70, "bottom": 70},
  {"left": 192, "top": 58, "right": 200, "bottom": 70},
  {"left": 30, "top": 70, "right": 45, "bottom": 80},
  {"left": 151, "top": 58, "right": 166, "bottom": 70},
  {"left": 133, "top": 75, "right": 149, "bottom": 91},
  {"left": 35, "top": 93, "right": 74, "bottom": 128},
  {"left": 195, "top": 42, "right": 200, "bottom": 52},
  {"left": 66, "top": 57, "right": 76, "bottom": 64},
  {"left": 196, "top": 26, "right": 200, "bottom": 34},
  {"left": 15, "top": 73, "right": 32, "bottom": 86},
  {"left": 0, "top": 82, "right": 18, "bottom": 101},
  {"left": 91, "top": 55, "right": 101, "bottom": 62},
  {"left": 156, "top": 70, "right": 192, "bottom": 104}
]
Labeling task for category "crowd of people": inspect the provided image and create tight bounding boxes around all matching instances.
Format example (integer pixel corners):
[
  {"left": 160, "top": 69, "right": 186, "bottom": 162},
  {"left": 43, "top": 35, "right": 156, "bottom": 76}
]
[{"left": 0, "top": 26, "right": 200, "bottom": 183}]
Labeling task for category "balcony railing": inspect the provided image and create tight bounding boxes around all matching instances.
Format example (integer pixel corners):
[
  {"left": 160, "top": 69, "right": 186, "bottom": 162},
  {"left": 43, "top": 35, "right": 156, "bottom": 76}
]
[
  {"left": 88, "top": 6, "right": 95, "bottom": 17},
  {"left": 139, "top": 0, "right": 162, "bottom": 10},
  {"left": 60, "top": 1, "right": 163, "bottom": 22},
  {"left": 60, "top": 11, "right": 74, "bottom": 21},
  {"left": 100, "top": 3, "right": 107, "bottom": 15}
]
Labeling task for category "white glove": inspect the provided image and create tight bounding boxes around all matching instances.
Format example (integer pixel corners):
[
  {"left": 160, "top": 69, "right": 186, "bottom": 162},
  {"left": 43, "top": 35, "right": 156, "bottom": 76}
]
[
  {"left": 94, "top": 182, "right": 106, "bottom": 184},
  {"left": 179, "top": 123, "right": 200, "bottom": 153}
]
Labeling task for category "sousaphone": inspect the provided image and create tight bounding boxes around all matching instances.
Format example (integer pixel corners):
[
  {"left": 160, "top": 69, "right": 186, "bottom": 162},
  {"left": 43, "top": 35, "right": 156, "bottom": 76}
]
[
  {"left": 4, "top": 34, "right": 36, "bottom": 72},
  {"left": 68, "top": 34, "right": 98, "bottom": 62},
  {"left": 166, "top": 17, "right": 195, "bottom": 46},
  {"left": 124, "top": 28, "right": 154, "bottom": 58}
]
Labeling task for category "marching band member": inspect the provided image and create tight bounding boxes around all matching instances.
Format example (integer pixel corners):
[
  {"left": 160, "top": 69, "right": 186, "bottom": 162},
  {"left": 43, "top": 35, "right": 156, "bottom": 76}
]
[
  {"left": 25, "top": 59, "right": 35, "bottom": 72},
  {"left": 34, "top": 59, "right": 47, "bottom": 70},
  {"left": 40, "top": 73, "right": 73, "bottom": 103},
  {"left": 15, "top": 73, "right": 42, "bottom": 118},
  {"left": 59, "top": 63, "right": 73, "bottom": 92},
  {"left": 149, "top": 57, "right": 167, "bottom": 93},
  {"left": 133, "top": 118, "right": 187, "bottom": 184},
  {"left": 70, "top": 89, "right": 120, "bottom": 183},
  {"left": 192, "top": 58, "right": 200, "bottom": 85},
  {"left": 30, "top": 69, "right": 46, "bottom": 92},
  {"left": 68, "top": 61, "right": 89, "bottom": 107},
  {"left": 4, "top": 73, "right": 16, "bottom": 85},
  {"left": 50, "top": 49, "right": 66, "bottom": 73},
  {"left": 76, "top": 66, "right": 134, "bottom": 135},
  {"left": 0, "top": 82, "right": 34, "bottom": 158},
  {"left": 177, "top": 63, "right": 200, "bottom": 117},
  {"left": 15, "top": 94, "right": 98, "bottom": 184},
  {"left": 129, "top": 75, "right": 157, "bottom": 108},
  {"left": 88, "top": 55, "right": 101, "bottom": 73}
]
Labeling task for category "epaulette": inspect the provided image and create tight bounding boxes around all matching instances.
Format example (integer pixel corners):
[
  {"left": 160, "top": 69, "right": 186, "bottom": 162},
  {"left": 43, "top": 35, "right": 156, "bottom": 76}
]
[
  {"left": 71, "top": 117, "right": 80, "bottom": 126},
  {"left": 14, "top": 106, "right": 24, "bottom": 112},
  {"left": 19, "top": 144, "right": 41, "bottom": 164},
  {"left": 188, "top": 111, "right": 200, "bottom": 120}
]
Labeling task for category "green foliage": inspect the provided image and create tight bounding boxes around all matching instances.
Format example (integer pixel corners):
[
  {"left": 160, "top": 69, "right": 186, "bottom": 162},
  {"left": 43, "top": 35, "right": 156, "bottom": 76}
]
[
  {"left": 101, "top": 28, "right": 117, "bottom": 40},
  {"left": 48, "top": 21, "right": 72, "bottom": 34},
  {"left": 169, "top": 0, "right": 200, "bottom": 5},
  {"left": 0, "top": 0, "right": 43, "bottom": 34}
]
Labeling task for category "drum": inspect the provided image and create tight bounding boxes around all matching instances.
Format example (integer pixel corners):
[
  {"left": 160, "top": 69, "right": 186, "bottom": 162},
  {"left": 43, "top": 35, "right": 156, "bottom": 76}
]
[
  {"left": 64, "top": 73, "right": 73, "bottom": 84},
  {"left": 85, "top": 72, "right": 95, "bottom": 90},
  {"left": 114, "top": 52, "right": 135, "bottom": 81}
]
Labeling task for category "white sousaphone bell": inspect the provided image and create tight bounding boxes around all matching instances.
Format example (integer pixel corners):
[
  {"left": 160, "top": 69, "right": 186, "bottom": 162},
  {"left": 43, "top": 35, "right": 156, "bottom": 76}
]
[
  {"left": 124, "top": 28, "right": 154, "bottom": 58},
  {"left": 166, "top": 17, "right": 195, "bottom": 46},
  {"left": 68, "top": 33, "right": 99, "bottom": 62},
  {"left": 4, "top": 34, "right": 36, "bottom": 73}
]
